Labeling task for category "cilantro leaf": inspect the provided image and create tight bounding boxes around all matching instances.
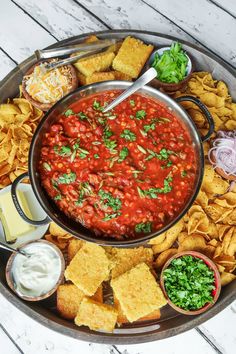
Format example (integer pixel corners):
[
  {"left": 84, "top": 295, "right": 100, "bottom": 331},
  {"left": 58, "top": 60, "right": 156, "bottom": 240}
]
[
  {"left": 64, "top": 109, "right": 74, "bottom": 117},
  {"left": 58, "top": 172, "right": 76, "bottom": 184},
  {"left": 120, "top": 129, "right": 136, "bottom": 142},
  {"left": 98, "top": 189, "right": 122, "bottom": 212},
  {"left": 54, "top": 145, "right": 72, "bottom": 156},
  {"left": 118, "top": 147, "right": 129, "bottom": 163},
  {"left": 135, "top": 110, "right": 146, "bottom": 120},
  {"left": 135, "top": 221, "right": 152, "bottom": 233}
]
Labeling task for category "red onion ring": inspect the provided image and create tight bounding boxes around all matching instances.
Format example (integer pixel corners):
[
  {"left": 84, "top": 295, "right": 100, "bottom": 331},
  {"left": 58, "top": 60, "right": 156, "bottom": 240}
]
[{"left": 208, "top": 130, "right": 236, "bottom": 177}]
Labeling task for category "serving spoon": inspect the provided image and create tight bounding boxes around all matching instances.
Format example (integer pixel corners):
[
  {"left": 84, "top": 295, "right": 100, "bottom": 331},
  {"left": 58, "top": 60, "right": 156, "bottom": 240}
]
[
  {"left": 103, "top": 67, "right": 157, "bottom": 113},
  {"left": 0, "top": 240, "right": 30, "bottom": 257}
]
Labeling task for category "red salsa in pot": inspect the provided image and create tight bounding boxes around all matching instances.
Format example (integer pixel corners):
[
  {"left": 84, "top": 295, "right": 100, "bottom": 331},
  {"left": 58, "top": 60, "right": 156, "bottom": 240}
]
[{"left": 39, "top": 90, "right": 197, "bottom": 239}]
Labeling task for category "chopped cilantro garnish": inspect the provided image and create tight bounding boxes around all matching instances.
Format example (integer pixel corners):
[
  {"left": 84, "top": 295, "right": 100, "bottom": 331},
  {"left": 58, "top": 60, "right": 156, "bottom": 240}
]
[
  {"left": 94, "top": 154, "right": 100, "bottom": 159},
  {"left": 103, "top": 212, "right": 121, "bottom": 221},
  {"left": 93, "top": 100, "right": 103, "bottom": 111},
  {"left": 78, "top": 112, "right": 88, "bottom": 120},
  {"left": 54, "top": 195, "right": 61, "bottom": 201},
  {"left": 135, "top": 110, "right": 146, "bottom": 120},
  {"left": 145, "top": 148, "right": 173, "bottom": 161},
  {"left": 98, "top": 117, "right": 106, "bottom": 125},
  {"left": 54, "top": 145, "right": 72, "bottom": 156},
  {"left": 141, "top": 176, "right": 173, "bottom": 199},
  {"left": 181, "top": 170, "right": 187, "bottom": 177},
  {"left": 58, "top": 172, "right": 76, "bottom": 184},
  {"left": 130, "top": 99, "right": 135, "bottom": 107},
  {"left": 143, "top": 122, "right": 156, "bottom": 132},
  {"left": 64, "top": 109, "right": 74, "bottom": 117},
  {"left": 75, "top": 182, "right": 93, "bottom": 206},
  {"left": 120, "top": 129, "right": 136, "bottom": 142},
  {"left": 163, "top": 255, "right": 215, "bottom": 311},
  {"left": 135, "top": 221, "right": 152, "bottom": 233},
  {"left": 98, "top": 189, "right": 122, "bottom": 212},
  {"left": 118, "top": 147, "right": 129, "bottom": 163},
  {"left": 103, "top": 126, "right": 113, "bottom": 139}
]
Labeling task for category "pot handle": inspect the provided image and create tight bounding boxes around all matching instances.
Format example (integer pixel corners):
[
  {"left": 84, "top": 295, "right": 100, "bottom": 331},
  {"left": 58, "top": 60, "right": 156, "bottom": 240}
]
[
  {"left": 11, "top": 172, "right": 51, "bottom": 226},
  {"left": 175, "top": 95, "right": 215, "bottom": 142}
]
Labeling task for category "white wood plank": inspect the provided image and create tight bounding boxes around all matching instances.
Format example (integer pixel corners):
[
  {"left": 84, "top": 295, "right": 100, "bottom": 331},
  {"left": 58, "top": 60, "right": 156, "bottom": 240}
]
[
  {"left": 0, "top": 291, "right": 235, "bottom": 354},
  {"left": 0, "top": 293, "right": 212, "bottom": 354},
  {"left": 116, "top": 330, "right": 216, "bottom": 354},
  {"left": 199, "top": 300, "right": 236, "bottom": 354},
  {"left": 0, "top": 325, "right": 22, "bottom": 354},
  {"left": 14, "top": 0, "right": 107, "bottom": 41},
  {"left": 0, "top": 0, "right": 55, "bottom": 62},
  {"left": 0, "top": 49, "right": 16, "bottom": 81},
  {"left": 144, "top": 0, "right": 236, "bottom": 67},
  {"left": 14, "top": 0, "right": 203, "bottom": 52},
  {"left": 212, "top": 0, "right": 236, "bottom": 17},
  {"left": 0, "top": 293, "right": 112, "bottom": 354}
]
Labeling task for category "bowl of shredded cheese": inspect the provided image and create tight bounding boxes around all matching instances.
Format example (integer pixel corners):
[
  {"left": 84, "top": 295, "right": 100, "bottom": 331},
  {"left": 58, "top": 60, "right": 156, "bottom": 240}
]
[{"left": 22, "top": 60, "right": 78, "bottom": 111}]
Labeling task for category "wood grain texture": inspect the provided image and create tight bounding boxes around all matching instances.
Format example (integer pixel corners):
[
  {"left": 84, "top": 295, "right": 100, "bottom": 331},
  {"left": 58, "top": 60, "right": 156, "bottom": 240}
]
[
  {"left": 14, "top": 0, "right": 107, "bottom": 40},
  {"left": 77, "top": 0, "right": 197, "bottom": 42},
  {"left": 0, "top": 0, "right": 55, "bottom": 62},
  {"left": 0, "top": 49, "right": 16, "bottom": 81},
  {"left": 212, "top": 0, "right": 236, "bottom": 17},
  {"left": 144, "top": 0, "right": 236, "bottom": 67},
  {"left": 0, "top": 293, "right": 224, "bottom": 354},
  {"left": 0, "top": 325, "right": 22, "bottom": 354}
]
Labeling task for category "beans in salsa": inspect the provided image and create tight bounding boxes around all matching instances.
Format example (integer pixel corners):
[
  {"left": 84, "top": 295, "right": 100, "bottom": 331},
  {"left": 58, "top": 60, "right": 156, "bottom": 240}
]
[{"left": 39, "top": 90, "right": 197, "bottom": 239}]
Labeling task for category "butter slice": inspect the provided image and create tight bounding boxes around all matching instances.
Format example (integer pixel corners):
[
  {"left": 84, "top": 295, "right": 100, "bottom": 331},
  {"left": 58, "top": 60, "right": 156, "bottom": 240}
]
[{"left": 0, "top": 190, "right": 35, "bottom": 242}]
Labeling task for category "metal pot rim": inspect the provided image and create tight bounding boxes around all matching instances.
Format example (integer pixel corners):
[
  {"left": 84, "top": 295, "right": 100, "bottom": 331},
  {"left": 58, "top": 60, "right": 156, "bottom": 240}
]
[{"left": 28, "top": 80, "right": 205, "bottom": 246}]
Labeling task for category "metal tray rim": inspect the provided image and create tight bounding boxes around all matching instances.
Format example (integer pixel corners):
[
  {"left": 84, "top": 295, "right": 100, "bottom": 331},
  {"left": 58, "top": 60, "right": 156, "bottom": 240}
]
[{"left": 0, "top": 29, "right": 236, "bottom": 344}]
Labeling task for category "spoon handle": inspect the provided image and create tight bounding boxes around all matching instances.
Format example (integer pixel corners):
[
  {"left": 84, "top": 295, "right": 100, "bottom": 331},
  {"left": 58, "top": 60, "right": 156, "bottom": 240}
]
[
  {"left": 103, "top": 67, "right": 157, "bottom": 113},
  {"left": 0, "top": 240, "right": 17, "bottom": 253},
  {"left": 0, "top": 240, "right": 28, "bottom": 257}
]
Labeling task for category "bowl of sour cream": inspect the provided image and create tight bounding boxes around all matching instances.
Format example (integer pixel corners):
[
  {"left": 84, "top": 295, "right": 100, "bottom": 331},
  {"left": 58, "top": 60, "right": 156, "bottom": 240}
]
[{"left": 5, "top": 240, "right": 65, "bottom": 301}]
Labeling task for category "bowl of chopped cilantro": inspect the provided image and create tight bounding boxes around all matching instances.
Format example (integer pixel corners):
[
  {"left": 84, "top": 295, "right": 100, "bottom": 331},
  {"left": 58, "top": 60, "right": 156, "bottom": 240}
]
[
  {"left": 160, "top": 251, "right": 221, "bottom": 315},
  {"left": 147, "top": 42, "right": 193, "bottom": 92}
]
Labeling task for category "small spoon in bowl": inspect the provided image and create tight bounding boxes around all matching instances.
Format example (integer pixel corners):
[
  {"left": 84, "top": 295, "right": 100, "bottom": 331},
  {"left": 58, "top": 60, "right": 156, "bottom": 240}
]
[
  {"left": 0, "top": 240, "right": 30, "bottom": 257},
  {"left": 103, "top": 67, "right": 157, "bottom": 113}
]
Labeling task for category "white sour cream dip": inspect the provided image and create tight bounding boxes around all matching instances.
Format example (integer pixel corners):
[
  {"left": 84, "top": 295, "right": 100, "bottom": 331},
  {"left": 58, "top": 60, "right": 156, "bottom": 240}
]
[{"left": 11, "top": 242, "right": 62, "bottom": 298}]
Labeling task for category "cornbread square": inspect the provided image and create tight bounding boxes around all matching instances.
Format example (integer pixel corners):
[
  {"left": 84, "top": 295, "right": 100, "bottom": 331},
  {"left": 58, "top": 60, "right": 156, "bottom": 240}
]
[
  {"left": 114, "top": 296, "right": 160, "bottom": 324},
  {"left": 77, "top": 71, "right": 116, "bottom": 86},
  {"left": 112, "top": 70, "right": 133, "bottom": 81},
  {"left": 64, "top": 243, "right": 110, "bottom": 296},
  {"left": 57, "top": 284, "right": 103, "bottom": 320},
  {"left": 112, "top": 36, "right": 153, "bottom": 78},
  {"left": 75, "top": 297, "right": 118, "bottom": 332},
  {"left": 109, "top": 247, "right": 153, "bottom": 278},
  {"left": 68, "top": 238, "right": 84, "bottom": 262},
  {"left": 111, "top": 263, "right": 167, "bottom": 322},
  {"left": 74, "top": 52, "right": 115, "bottom": 76}
]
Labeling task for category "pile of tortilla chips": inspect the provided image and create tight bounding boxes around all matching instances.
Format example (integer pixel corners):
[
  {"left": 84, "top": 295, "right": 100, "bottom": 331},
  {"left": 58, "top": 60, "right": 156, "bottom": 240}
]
[
  {"left": 0, "top": 98, "right": 43, "bottom": 187},
  {"left": 149, "top": 72, "right": 236, "bottom": 287},
  {"left": 45, "top": 222, "right": 73, "bottom": 250}
]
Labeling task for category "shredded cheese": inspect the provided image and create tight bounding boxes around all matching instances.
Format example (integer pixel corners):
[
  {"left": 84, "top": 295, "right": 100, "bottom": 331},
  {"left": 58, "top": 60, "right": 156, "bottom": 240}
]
[{"left": 25, "top": 62, "right": 73, "bottom": 104}]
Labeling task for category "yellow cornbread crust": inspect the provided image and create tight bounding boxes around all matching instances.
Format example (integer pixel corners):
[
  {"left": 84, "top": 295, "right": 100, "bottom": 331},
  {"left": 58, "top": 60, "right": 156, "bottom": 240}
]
[
  {"left": 112, "top": 36, "right": 154, "bottom": 78},
  {"left": 111, "top": 263, "right": 167, "bottom": 322},
  {"left": 57, "top": 284, "right": 103, "bottom": 320},
  {"left": 64, "top": 243, "right": 110, "bottom": 296},
  {"left": 75, "top": 297, "right": 118, "bottom": 332}
]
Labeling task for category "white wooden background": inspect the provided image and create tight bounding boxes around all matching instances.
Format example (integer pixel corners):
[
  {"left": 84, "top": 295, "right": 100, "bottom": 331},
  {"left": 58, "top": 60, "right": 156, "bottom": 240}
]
[{"left": 0, "top": 0, "right": 236, "bottom": 353}]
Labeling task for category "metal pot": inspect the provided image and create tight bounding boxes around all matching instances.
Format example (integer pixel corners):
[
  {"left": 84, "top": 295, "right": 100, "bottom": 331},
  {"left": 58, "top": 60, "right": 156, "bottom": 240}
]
[{"left": 11, "top": 81, "right": 214, "bottom": 246}]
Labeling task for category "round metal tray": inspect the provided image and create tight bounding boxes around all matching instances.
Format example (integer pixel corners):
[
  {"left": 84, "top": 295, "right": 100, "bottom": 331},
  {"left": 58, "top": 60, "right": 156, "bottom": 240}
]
[{"left": 0, "top": 30, "right": 236, "bottom": 344}]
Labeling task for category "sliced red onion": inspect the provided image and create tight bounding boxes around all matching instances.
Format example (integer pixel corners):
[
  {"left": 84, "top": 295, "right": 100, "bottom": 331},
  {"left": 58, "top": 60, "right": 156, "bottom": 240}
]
[{"left": 208, "top": 130, "right": 236, "bottom": 177}]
